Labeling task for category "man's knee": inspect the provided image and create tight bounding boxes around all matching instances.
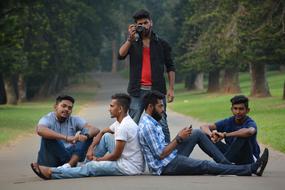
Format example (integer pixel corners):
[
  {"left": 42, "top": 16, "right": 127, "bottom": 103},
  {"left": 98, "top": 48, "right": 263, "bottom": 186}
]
[
  {"left": 191, "top": 128, "right": 204, "bottom": 136},
  {"left": 102, "top": 133, "right": 114, "bottom": 142}
]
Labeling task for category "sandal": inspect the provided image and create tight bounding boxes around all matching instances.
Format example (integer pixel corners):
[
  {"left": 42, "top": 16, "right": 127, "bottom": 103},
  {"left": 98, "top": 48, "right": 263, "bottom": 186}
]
[{"left": 30, "top": 163, "right": 51, "bottom": 180}]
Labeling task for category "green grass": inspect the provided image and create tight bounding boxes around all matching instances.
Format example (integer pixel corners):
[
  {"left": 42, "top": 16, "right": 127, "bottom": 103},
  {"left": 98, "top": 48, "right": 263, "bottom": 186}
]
[
  {"left": 169, "top": 71, "right": 285, "bottom": 152},
  {"left": 0, "top": 73, "right": 98, "bottom": 145}
]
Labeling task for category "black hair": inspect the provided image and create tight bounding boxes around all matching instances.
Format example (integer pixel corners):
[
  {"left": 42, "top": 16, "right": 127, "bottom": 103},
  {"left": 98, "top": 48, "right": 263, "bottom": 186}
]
[
  {"left": 56, "top": 95, "right": 75, "bottom": 104},
  {"left": 230, "top": 95, "right": 249, "bottom": 108},
  {"left": 111, "top": 93, "right": 131, "bottom": 113},
  {"left": 142, "top": 90, "right": 164, "bottom": 110},
  {"left": 133, "top": 9, "right": 151, "bottom": 22}
]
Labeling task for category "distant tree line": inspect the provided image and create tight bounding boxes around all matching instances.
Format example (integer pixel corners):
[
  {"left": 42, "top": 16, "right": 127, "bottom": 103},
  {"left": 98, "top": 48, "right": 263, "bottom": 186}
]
[
  {"left": 171, "top": 0, "right": 285, "bottom": 98},
  {"left": 1, "top": 0, "right": 284, "bottom": 105},
  {"left": 0, "top": 0, "right": 105, "bottom": 104}
]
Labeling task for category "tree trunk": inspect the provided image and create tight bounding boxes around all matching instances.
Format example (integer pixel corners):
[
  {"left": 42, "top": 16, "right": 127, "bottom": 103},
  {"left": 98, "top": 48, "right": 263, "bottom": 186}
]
[
  {"left": 47, "top": 74, "right": 59, "bottom": 95},
  {"left": 184, "top": 73, "right": 195, "bottom": 90},
  {"left": 283, "top": 81, "right": 285, "bottom": 100},
  {"left": 207, "top": 69, "right": 220, "bottom": 93},
  {"left": 111, "top": 40, "right": 117, "bottom": 73},
  {"left": 222, "top": 68, "right": 241, "bottom": 93},
  {"left": 250, "top": 62, "right": 271, "bottom": 97},
  {"left": 17, "top": 74, "right": 27, "bottom": 103},
  {"left": 37, "top": 75, "right": 59, "bottom": 98},
  {"left": 3, "top": 75, "right": 17, "bottom": 105},
  {"left": 194, "top": 72, "right": 204, "bottom": 90},
  {"left": 0, "top": 74, "right": 6, "bottom": 104}
]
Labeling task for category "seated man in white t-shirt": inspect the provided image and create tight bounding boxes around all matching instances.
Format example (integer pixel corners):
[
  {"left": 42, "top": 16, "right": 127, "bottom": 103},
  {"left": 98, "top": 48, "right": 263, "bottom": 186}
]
[{"left": 30, "top": 93, "right": 145, "bottom": 180}]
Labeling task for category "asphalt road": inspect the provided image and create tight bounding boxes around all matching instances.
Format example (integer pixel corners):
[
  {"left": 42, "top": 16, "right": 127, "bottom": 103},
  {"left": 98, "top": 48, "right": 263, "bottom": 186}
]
[{"left": 1, "top": 72, "right": 284, "bottom": 190}]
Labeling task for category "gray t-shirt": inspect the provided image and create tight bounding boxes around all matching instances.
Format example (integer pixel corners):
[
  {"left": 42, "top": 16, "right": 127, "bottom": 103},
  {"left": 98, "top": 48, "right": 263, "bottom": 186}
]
[{"left": 38, "top": 112, "right": 88, "bottom": 148}]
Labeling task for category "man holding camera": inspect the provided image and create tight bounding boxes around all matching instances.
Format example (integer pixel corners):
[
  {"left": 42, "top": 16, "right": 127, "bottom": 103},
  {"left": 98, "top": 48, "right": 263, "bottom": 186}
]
[{"left": 118, "top": 9, "right": 175, "bottom": 143}]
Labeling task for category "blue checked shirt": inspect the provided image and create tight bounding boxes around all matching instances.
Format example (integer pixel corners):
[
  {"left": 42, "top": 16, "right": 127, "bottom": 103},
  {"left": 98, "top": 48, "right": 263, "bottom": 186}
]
[{"left": 138, "top": 114, "right": 177, "bottom": 175}]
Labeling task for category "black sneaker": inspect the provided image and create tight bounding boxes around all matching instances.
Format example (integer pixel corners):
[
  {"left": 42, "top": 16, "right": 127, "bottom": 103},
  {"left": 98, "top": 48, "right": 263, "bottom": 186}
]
[{"left": 255, "top": 148, "right": 269, "bottom": 176}]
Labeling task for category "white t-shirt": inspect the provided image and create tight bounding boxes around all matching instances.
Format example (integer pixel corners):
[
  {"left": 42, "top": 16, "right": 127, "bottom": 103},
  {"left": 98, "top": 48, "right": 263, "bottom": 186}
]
[{"left": 109, "top": 115, "right": 144, "bottom": 175}]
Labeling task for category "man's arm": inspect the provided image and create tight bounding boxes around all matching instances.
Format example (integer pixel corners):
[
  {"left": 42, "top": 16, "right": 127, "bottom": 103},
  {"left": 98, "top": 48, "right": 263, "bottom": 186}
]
[
  {"left": 200, "top": 124, "right": 217, "bottom": 137},
  {"left": 118, "top": 24, "right": 136, "bottom": 59},
  {"left": 118, "top": 41, "right": 132, "bottom": 59},
  {"left": 159, "top": 128, "right": 191, "bottom": 159},
  {"left": 36, "top": 125, "right": 76, "bottom": 143},
  {"left": 37, "top": 125, "right": 66, "bottom": 140},
  {"left": 82, "top": 123, "right": 100, "bottom": 138},
  {"left": 167, "top": 71, "right": 175, "bottom": 103},
  {"left": 222, "top": 127, "right": 256, "bottom": 138}
]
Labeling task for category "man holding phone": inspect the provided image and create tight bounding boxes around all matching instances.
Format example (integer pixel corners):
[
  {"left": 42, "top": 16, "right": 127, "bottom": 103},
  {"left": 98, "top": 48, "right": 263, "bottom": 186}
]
[{"left": 118, "top": 9, "right": 175, "bottom": 143}]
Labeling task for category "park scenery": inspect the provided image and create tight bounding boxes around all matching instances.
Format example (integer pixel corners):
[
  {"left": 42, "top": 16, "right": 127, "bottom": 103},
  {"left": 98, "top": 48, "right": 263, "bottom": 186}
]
[{"left": 0, "top": 1, "right": 284, "bottom": 190}]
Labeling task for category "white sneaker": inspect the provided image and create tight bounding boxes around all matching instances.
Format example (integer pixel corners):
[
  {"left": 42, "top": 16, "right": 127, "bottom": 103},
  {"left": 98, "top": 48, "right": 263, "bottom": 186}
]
[{"left": 57, "top": 163, "right": 71, "bottom": 169}]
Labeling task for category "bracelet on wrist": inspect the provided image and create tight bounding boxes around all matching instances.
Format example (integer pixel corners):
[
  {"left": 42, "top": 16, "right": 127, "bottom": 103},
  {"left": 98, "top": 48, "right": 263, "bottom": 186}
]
[{"left": 65, "top": 135, "right": 68, "bottom": 141}]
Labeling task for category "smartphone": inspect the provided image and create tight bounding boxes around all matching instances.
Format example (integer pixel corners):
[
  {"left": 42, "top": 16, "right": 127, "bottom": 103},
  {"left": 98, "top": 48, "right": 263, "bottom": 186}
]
[{"left": 188, "top": 124, "right": 192, "bottom": 129}]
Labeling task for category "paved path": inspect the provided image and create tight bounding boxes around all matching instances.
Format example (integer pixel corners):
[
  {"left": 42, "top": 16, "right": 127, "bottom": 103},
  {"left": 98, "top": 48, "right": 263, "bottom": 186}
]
[{"left": 1, "top": 72, "right": 285, "bottom": 190}]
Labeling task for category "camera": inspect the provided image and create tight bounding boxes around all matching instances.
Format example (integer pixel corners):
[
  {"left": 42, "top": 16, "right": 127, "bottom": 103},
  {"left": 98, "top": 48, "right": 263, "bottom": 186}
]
[{"left": 136, "top": 25, "right": 145, "bottom": 34}]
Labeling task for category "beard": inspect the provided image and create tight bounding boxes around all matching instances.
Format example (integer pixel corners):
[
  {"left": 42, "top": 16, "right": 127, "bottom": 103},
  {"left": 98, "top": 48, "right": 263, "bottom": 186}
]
[
  {"left": 151, "top": 108, "right": 162, "bottom": 121},
  {"left": 142, "top": 27, "right": 151, "bottom": 37}
]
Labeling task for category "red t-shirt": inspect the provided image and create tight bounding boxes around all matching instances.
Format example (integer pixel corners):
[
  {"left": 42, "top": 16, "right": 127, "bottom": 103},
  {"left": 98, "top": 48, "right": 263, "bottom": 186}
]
[{"left": 141, "top": 47, "right": 152, "bottom": 86}]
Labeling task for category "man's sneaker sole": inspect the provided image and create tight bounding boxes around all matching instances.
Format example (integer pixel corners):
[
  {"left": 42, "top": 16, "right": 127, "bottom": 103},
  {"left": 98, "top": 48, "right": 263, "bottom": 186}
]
[{"left": 256, "top": 148, "right": 269, "bottom": 176}]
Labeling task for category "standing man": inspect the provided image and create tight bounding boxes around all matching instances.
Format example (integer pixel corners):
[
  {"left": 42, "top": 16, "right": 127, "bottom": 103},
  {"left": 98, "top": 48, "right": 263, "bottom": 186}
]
[
  {"left": 34, "top": 95, "right": 100, "bottom": 168},
  {"left": 200, "top": 95, "right": 261, "bottom": 164},
  {"left": 31, "top": 93, "right": 144, "bottom": 180},
  {"left": 138, "top": 91, "right": 269, "bottom": 176},
  {"left": 118, "top": 9, "right": 175, "bottom": 143}
]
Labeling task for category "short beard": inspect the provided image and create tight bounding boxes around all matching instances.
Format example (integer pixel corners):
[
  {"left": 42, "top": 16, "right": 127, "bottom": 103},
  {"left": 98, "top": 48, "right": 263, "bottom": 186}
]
[
  {"left": 151, "top": 108, "right": 162, "bottom": 121},
  {"left": 143, "top": 27, "right": 151, "bottom": 37}
]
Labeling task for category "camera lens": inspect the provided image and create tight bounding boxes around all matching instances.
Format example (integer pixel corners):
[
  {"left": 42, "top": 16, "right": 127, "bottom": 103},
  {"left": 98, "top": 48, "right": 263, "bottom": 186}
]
[{"left": 136, "top": 25, "right": 145, "bottom": 34}]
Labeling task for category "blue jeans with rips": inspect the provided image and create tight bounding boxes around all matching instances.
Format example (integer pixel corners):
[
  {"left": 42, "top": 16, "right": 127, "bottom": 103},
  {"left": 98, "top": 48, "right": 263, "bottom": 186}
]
[
  {"left": 37, "top": 137, "right": 93, "bottom": 167},
  {"left": 162, "top": 129, "right": 253, "bottom": 176},
  {"left": 50, "top": 133, "right": 123, "bottom": 179},
  {"left": 129, "top": 89, "right": 170, "bottom": 143},
  {"left": 215, "top": 138, "right": 255, "bottom": 164}
]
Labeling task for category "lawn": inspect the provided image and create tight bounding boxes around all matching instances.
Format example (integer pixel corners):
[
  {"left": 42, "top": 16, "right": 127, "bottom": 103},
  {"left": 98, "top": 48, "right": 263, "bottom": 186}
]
[
  {"left": 169, "top": 71, "right": 285, "bottom": 153},
  {"left": 0, "top": 74, "right": 98, "bottom": 145}
]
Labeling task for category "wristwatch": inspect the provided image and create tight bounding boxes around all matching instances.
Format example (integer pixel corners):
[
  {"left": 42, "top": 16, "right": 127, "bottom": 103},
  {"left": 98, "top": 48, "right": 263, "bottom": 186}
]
[{"left": 175, "top": 135, "right": 184, "bottom": 144}]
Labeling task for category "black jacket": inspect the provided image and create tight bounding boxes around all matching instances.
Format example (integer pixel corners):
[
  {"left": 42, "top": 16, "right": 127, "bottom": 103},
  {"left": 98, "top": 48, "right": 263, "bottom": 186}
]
[{"left": 118, "top": 32, "right": 175, "bottom": 97}]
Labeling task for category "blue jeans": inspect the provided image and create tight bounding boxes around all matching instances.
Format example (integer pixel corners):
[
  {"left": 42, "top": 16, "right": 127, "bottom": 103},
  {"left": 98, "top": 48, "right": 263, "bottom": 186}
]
[
  {"left": 162, "top": 129, "right": 252, "bottom": 176},
  {"left": 129, "top": 89, "right": 170, "bottom": 143},
  {"left": 50, "top": 133, "right": 122, "bottom": 179},
  {"left": 37, "top": 138, "right": 92, "bottom": 167},
  {"left": 93, "top": 133, "right": 115, "bottom": 157},
  {"left": 176, "top": 129, "right": 231, "bottom": 164},
  {"left": 215, "top": 138, "right": 255, "bottom": 164},
  {"left": 162, "top": 155, "right": 252, "bottom": 176},
  {"left": 51, "top": 161, "right": 123, "bottom": 179}
]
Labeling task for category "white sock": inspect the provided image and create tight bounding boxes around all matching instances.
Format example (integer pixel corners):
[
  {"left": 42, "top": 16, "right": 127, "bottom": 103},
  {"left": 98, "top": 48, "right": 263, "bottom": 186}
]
[{"left": 57, "top": 163, "right": 71, "bottom": 169}]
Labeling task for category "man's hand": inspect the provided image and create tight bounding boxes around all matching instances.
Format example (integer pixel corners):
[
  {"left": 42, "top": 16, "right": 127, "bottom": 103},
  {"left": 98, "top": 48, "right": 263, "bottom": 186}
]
[
  {"left": 210, "top": 130, "right": 225, "bottom": 143},
  {"left": 167, "top": 89, "right": 174, "bottom": 103},
  {"left": 66, "top": 136, "right": 77, "bottom": 144},
  {"left": 86, "top": 147, "right": 94, "bottom": 161},
  {"left": 74, "top": 131, "right": 88, "bottom": 142},
  {"left": 178, "top": 127, "right": 192, "bottom": 140},
  {"left": 127, "top": 24, "right": 136, "bottom": 42}
]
